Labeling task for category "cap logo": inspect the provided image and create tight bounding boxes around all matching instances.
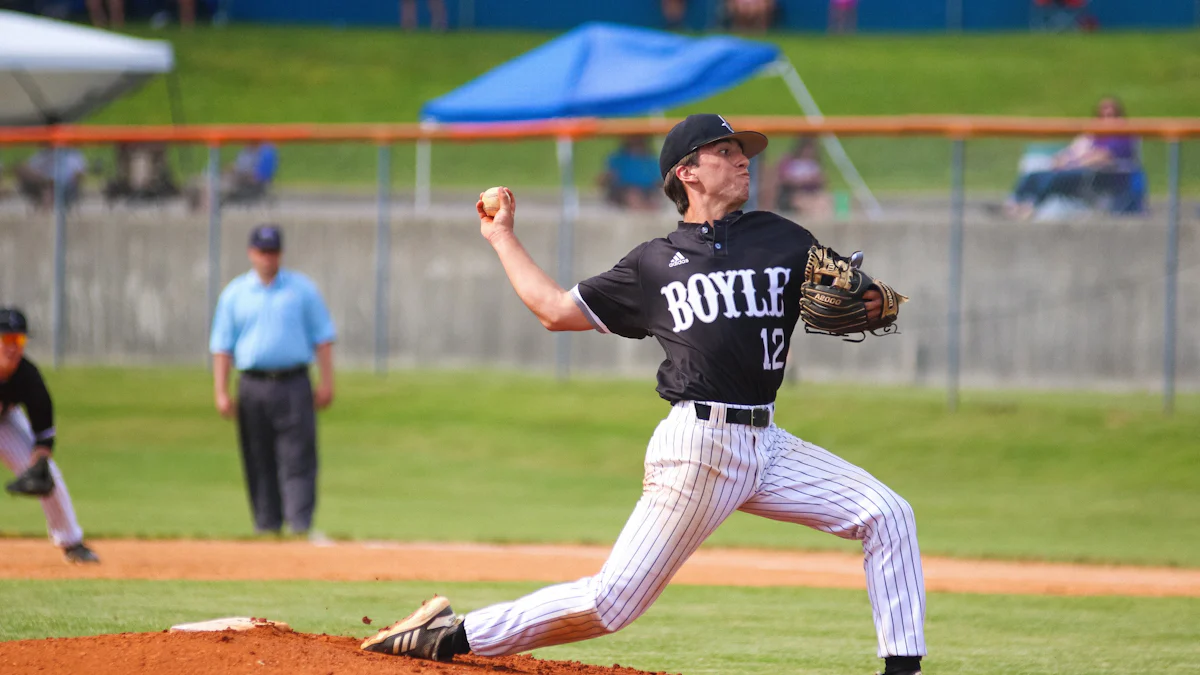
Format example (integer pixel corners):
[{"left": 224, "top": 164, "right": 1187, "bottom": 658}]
[{"left": 717, "top": 115, "right": 734, "bottom": 133}]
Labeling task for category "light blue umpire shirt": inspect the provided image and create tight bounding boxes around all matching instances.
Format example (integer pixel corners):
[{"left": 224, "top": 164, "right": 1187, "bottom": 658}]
[{"left": 209, "top": 268, "right": 337, "bottom": 371}]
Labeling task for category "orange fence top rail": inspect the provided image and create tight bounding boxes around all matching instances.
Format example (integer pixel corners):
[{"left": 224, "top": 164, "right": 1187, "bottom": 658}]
[{"left": 1, "top": 116, "right": 1199, "bottom": 144}]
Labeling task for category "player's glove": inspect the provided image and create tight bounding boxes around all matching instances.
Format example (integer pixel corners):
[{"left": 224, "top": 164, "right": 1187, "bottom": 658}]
[
  {"left": 5, "top": 455, "right": 55, "bottom": 497},
  {"left": 799, "top": 245, "right": 907, "bottom": 342}
]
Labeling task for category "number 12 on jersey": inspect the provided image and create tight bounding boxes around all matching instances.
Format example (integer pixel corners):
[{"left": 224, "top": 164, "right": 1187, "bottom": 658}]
[{"left": 761, "top": 328, "right": 785, "bottom": 370}]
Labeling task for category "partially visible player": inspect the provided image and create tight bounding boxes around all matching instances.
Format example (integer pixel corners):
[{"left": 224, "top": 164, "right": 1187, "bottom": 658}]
[{"left": 0, "top": 308, "right": 99, "bottom": 564}]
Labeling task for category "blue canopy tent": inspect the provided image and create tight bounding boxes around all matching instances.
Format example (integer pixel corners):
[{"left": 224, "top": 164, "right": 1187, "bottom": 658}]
[
  {"left": 418, "top": 22, "right": 879, "bottom": 218},
  {"left": 422, "top": 23, "right": 776, "bottom": 122}
]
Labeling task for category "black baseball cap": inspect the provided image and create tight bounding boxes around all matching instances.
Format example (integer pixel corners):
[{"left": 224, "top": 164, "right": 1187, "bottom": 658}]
[
  {"left": 658, "top": 114, "right": 769, "bottom": 179},
  {"left": 0, "top": 308, "right": 28, "bottom": 335},
  {"left": 249, "top": 224, "right": 283, "bottom": 252}
]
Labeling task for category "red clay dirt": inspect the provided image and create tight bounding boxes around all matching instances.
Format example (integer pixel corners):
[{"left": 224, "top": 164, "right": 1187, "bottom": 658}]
[
  {"left": 0, "top": 627, "right": 678, "bottom": 675},
  {"left": 3, "top": 538, "right": 1200, "bottom": 675},
  {"left": 2, "top": 538, "right": 1198, "bottom": 597}
]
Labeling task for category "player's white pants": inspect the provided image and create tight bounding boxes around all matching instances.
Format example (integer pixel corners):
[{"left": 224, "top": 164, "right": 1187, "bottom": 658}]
[
  {"left": 464, "top": 400, "right": 926, "bottom": 659},
  {"left": 0, "top": 408, "right": 84, "bottom": 548}
]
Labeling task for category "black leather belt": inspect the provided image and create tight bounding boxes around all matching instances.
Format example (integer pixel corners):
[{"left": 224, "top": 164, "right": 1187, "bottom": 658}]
[
  {"left": 693, "top": 402, "right": 771, "bottom": 428},
  {"left": 240, "top": 366, "right": 308, "bottom": 381}
]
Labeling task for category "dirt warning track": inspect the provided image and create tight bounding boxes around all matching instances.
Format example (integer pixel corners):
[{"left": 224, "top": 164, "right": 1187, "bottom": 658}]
[{"left": 3, "top": 538, "right": 1198, "bottom": 597}]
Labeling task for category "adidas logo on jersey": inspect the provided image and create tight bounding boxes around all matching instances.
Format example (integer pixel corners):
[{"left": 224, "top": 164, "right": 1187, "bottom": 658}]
[{"left": 668, "top": 252, "right": 690, "bottom": 268}]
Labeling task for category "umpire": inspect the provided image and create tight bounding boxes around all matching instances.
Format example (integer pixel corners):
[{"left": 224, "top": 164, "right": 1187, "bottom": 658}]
[{"left": 209, "top": 224, "right": 337, "bottom": 536}]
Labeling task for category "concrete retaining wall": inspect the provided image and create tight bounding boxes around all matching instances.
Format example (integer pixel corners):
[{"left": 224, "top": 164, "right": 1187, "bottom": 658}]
[{"left": 2, "top": 208, "right": 1196, "bottom": 390}]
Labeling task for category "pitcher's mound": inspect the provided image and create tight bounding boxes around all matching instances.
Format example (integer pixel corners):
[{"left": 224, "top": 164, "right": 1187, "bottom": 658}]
[{"left": 0, "top": 626, "right": 676, "bottom": 675}]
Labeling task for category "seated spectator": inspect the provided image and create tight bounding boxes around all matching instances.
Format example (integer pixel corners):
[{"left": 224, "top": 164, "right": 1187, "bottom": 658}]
[
  {"left": 775, "top": 137, "right": 833, "bottom": 218},
  {"left": 400, "top": 0, "right": 446, "bottom": 30},
  {"left": 726, "top": 0, "right": 776, "bottom": 31},
  {"left": 15, "top": 145, "right": 86, "bottom": 212},
  {"left": 103, "top": 142, "right": 180, "bottom": 205},
  {"left": 662, "top": 0, "right": 687, "bottom": 28},
  {"left": 599, "top": 136, "right": 661, "bottom": 211},
  {"left": 1002, "top": 96, "right": 1140, "bottom": 219},
  {"left": 187, "top": 141, "right": 279, "bottom": 212}
]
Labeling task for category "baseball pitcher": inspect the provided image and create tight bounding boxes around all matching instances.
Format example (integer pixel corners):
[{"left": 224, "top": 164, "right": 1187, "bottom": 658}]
[{"left": 363, "top": 115, "right": 925, "bottom": 675}]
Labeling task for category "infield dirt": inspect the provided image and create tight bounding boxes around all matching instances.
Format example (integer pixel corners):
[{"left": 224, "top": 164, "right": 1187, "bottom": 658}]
[
  {"left": 4, "top": 537, "right": 1199, "bottom": 675},
  {"left": 3, "top": 538, "right": 1198, "bottom": 597}
]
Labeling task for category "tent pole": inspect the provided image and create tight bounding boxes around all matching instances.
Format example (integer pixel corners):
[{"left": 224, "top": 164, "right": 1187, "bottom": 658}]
[
  {"left": 375, "top": 143, "right": 393, "bottom": 376},
  {"left": 51, "top": 146, "right": 67, "bottom": 369},
  {"left": 205, "top": 145, "right": 222, "bottom": 367},
  {"left": 416, "top": 122, "right": 434, "bottom": 214},
  {"left": 165, "top": 71, "right": 196, "bottom": 179},
  {"left": 554, "top": 136, "right": 578, "bottom": 382},
  {"left": 773, "top": 59, "right": 883, "bottom": 220}
]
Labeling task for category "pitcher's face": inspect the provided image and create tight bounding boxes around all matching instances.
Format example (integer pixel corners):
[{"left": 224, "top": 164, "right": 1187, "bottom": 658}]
[{"left": 693, "top": 140, "right": 751, "bottom": 206}]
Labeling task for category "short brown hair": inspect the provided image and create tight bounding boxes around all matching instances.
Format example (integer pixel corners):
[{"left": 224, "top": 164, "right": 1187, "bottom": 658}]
[{"left": 662, "top": 150, "right": 699, "bottom": 216}]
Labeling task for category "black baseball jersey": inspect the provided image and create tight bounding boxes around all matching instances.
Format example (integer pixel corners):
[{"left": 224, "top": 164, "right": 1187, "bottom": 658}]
[
  {"left": 572, "top": 210, "right": 827, "bottom": 406},
  {"left": 0, "top": 357, "right": 56, "bottom": 449}
]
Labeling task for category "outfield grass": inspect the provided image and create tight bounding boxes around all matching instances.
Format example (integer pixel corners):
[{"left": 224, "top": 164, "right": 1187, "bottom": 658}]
[
  {"left": 2, "top": 579, "right": 1199, "bottom": 674},
  {"left": 5, "top": 26, "right": 1196, "bottom": 193},
  {"left": 1, "top": 368, "right": 1197, "bottom": 567}
]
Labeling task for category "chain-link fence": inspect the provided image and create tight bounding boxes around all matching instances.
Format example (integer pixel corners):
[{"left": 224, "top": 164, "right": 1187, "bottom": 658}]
[{"left": 1, "top": 120, "right": 1196, "bottom": 407}]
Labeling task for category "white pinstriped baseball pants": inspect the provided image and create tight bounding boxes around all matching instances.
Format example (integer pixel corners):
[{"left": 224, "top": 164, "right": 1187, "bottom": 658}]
[
  {"left": 0, "top": 408, "right": 84, "bottom": 548},
  {"left": 464, "top": 400, "right": 926, "bottom": 659}
]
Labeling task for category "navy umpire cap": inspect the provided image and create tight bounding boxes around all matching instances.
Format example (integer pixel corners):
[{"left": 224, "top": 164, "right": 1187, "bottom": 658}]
[
  {"left": 659, "top": 114, "right": 769, "bottom": 179},
  {"left": 0, "top": 308, "right": 28, "bottom": 334},
  {"left": 249, "top": 224, "right": 283, "bottom": 252}
]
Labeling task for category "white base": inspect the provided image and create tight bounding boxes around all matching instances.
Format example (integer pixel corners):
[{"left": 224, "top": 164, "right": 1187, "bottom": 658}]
[{"left": 169, "top": 617, "right": 292, "bottom": 633}]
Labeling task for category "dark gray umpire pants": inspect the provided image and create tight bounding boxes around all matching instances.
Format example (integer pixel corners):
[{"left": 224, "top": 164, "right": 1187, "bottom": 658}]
[{"left": 236, "top": 369, "right": 317, "bottom": 534}]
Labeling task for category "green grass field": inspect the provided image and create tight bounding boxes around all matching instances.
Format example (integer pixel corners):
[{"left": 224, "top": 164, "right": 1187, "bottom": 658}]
[
  {"left": 4, "top": 26, "right": 1200, "bottom": 672},
  {"left": 3, "top": 368, "right": 1199, "bottom": 672},
  {"left": 5, "top": 26, "right": 1198, "bottom": 193},
  {"left": 1, "top": 368, "right": 1197, "bottom": 567},
  {"left": 3, "top": 579, "right": 1200, "bottom": 674}
]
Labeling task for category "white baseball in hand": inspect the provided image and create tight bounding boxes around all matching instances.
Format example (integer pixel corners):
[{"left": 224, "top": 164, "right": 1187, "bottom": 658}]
[{"left": 481, "top": 187, "right": 507, "bottom": 217}]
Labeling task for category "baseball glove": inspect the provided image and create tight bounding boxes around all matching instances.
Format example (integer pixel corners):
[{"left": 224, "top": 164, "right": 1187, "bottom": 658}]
[
  {"left": 799, "top": 245, "right": 907, "bottom": 342},
  {"left": 6, "top": 455, "right": 55, "bottom": 497}
]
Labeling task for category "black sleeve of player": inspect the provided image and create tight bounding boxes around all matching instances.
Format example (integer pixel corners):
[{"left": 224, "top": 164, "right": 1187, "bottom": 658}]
[
  {"left": 17, "top": 360, "right": 56, "bottom": 451},
  {"left": 571, "top": 242, "right": 650, "bottom": 340}
]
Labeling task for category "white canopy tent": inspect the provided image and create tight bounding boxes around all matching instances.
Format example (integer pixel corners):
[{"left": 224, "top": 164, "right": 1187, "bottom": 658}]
[{"left": 0, "top": 10, "right": 174, "bottom": 125}]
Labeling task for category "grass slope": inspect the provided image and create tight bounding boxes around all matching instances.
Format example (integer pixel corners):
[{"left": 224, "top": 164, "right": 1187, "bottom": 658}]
[
  {"left": 1, "top": 579, "right": 1199, "bottom": 673},
  {"left": 7, "top": 26, "right": 1196, "bottom": 192},
  {"left": 1, "top": 368, "right": 1197, "bottom": 567}
]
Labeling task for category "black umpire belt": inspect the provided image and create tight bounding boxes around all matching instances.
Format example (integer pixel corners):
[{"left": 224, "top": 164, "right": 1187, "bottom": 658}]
[
  {"left": 240, "top": 366, "right": 309, "bottom": 381},
  {"left": 693, "top": 402, "right": 771, "bottom": 428}
]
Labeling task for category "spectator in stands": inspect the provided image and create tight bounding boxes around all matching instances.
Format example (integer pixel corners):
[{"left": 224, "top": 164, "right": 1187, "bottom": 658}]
[
  {"left": 1002, "top": 96, "right": 1139, "bottom": 219},
  {"left": 188, "top": 141, "right": 279, "bottom": 212},
  {"left": 103, "top": 142, "right": 179, "bottom": 205},
  {"left": 662, "top": 0, "right": 687, "bottom": 28},
  {"left": 726, "top": 0, "right": 776, "bottom": 31},
  {"left": 599, "top": 136, "right": 661, "bottom": 211},
  {"left": 15, "top": 145, "right": 86, "bottom": 212},
  {"left": 828, "top": 0, "right": 857, "bottom": 34},
  {"left": 85, "top": 0, "right": 123, "bottom": 27},
  {"left": 401, "top": 0, "right": 447, "bottom": 31},
  {"left": 775, "top": 137, "right": 833, "bottom": 218}
]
